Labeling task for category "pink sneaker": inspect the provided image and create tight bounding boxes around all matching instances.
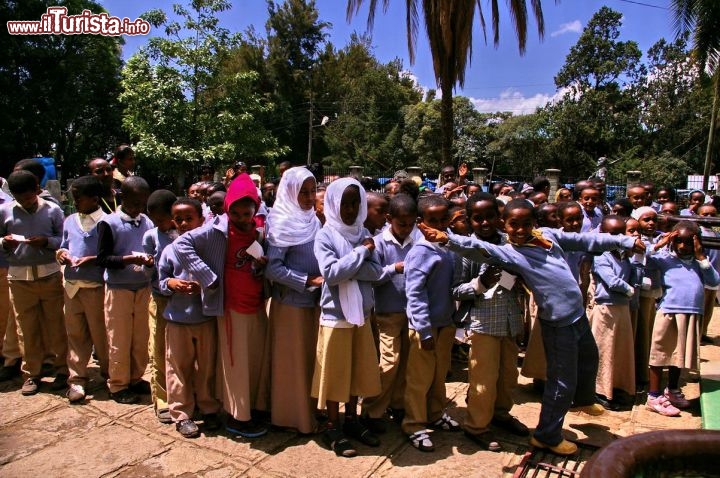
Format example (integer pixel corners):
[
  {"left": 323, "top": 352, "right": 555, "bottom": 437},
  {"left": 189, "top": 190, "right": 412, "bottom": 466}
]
[
  {"left": 664, "top": 388, "right": 691, "bottom": 409},
  {"left": 646, "top": 394, "right": 681, "bottom": 417}
]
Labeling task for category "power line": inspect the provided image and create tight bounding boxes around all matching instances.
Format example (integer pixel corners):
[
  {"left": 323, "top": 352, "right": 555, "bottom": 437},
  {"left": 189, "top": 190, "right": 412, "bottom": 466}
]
[{"left": 616, "top": 0, "right": 668, "bottom": 10}]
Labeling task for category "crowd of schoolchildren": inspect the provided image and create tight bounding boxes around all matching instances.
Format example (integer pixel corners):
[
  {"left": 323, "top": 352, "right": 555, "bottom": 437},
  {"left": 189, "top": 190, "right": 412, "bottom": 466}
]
[{"left": 1, "top": 152, "right": 718, "bottom": 459}]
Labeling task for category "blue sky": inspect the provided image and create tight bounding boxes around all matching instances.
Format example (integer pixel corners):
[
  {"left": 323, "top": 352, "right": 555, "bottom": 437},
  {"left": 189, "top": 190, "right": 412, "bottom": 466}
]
[{"left": 99, "top": 0, "right": 675, "bottom": 114}]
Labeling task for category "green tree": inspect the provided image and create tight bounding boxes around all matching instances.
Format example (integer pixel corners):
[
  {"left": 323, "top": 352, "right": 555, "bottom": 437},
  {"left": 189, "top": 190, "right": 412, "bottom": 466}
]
[
  {"left": 346, "top": 0, "right": 546, "bottom": 168},
  {"left": 121, "top": 0, "right": 283, "bottom": 190},
  {"left": 672, "top": 0, "right": 720, "bottom": 190},
  {"left": 0, "top": 0, "right": 124, "bottom": 177}
]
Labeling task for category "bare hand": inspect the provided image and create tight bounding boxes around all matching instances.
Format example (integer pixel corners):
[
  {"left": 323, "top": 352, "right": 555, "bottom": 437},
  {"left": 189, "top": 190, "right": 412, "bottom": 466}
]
[
  {"left": 57, "top": 250, "right": 72, "bottom": 265},
  {"left": 394, "top": 262, "right": 404, "bottom": 274},
  {"left": 694, "top": 234, "right": 706, "bottom": 261},
  {"left": 2, "top": 235, "right": 19, "bottom": 250},
  {"left": 73, "top": 256, "right": 95, "bottom": 267},
  {"left": 458, "top": 163, "right": 468, "bottom": 177},
  {"left": 362, "top": 238, "right": 375, "bottom": 252},
  {"left": 420, "top": 337, "right": 435, "bottom": 351},
  {"left": 253, "top": 256, "right": 268, "bottom": 266},
  {"left": 654, "top": 231, "right": 677, "bottom": 251},
  {"left": 480, "top": 265, "right": 502, "bottom": 288},
  {"left": 26, "top": 236, "right": 48, "bottom": 248},
  {"left": 444, "top": 185, "right": 465, "bottom": 198},
  {"left": 417, "top": 222, "right": 448, "bottom": 244},
  {"left": 631, "top": 238, "right": 646, "bottom": 254},
  {"left": 306, "top": 276, "right": 324, "bottom": 288},
  {"left": 168, "top": 278, "right": 200, "bottom": 294}
]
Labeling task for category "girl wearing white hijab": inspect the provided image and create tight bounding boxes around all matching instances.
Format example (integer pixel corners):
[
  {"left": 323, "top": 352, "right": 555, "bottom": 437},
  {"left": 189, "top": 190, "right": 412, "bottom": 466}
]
[
  {"left": 265, "top": 167, "right": 322, "bottom": 434},
  {"left": 311, "top": 178, "right": 382, "bottom": 458}
]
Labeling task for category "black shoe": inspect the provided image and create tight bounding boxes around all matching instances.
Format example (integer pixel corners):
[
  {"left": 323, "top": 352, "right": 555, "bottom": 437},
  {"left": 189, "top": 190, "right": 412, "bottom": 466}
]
[
  {"left": 343, "top": 419, "right": 380, "bottom": 447},
  {"left": 110, "top": 388, "right": 139, "bottom": 404},
  {"left": 51, "top": 373, "right": 68, "bottom": 391},
  {"left": 225, "top": 417, "right": 267, "bottom": 438},
  {"left": 203, "top": 413, "right": 221, "bottom": 431},
  {"left": 387, "top": 407, "right": 405, "bottom": 424},
  {"left": 176, "top": 419, "right": 200, "bottom": 438},
  {"left": 595, "top": 394, "right": 621, "bottom": 411},
  {"left": 128, "top": 379, "right": 151, "bottom": 395},
  {"left": 156, "top": 408, "right": 173, "bottom": 424},
  {"left": 40, "top": 363, "right": 55, "bottom": 377},
  {"left": 360, "top": 415, "right": 387, "bottom": 434},
  {"left": 21, "top": 377, "right": 39, "bottom": 396},
  {"left": 491, "top": 416, "right": 529, "bottom": 436},
  {"left": 464, "top": 430, "right": 502, "bottom": 452},
  {"left": 0, "top": 361, "right": 21, "bottom": 382}
]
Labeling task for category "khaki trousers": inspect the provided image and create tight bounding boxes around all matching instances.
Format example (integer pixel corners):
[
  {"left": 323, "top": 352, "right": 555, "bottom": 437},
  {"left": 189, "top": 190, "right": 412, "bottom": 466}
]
[
  {"left": 635, "top": 296, "right": 656, "bottom": 383},
  {"left": 363, "top": 312, "right": 409, "bottom": 419},
  {"left": 0, "top": 268, "right": 23, "bottom": 364},
  {"left": 10, "top": 273, "right": 67, "bottom": 377},
  {"left": 402, "top": 326, "right": 454, "bottom": 435},
  {"left": 105, "top": 287, "right": 151, "bottom": 393},
  {"left": 148, "top": 294, "right": 169, "bottom": 409},
  {"left": 702, "top": 289, "right": 716, "bottom": 337},
  {"left": 464, "top": 333, "right": 518, "bottom": 434},
  {"left": 166, "top": 320, "right": 220, "bottom": 421},
  {"left": 65, "top": 286, "right": 108, "bottom": 385}
]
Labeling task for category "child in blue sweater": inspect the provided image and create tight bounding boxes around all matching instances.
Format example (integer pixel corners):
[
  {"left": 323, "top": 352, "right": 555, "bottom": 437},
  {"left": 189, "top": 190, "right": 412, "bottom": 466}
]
[
  {"left": 419, "top": 199, "right": 645, "bottom": 456},
  {"left": 159, "top": 198, "right": 220, "bottom": 438},
  {"left": 645, "top": 220, "right": 720, "bottom": 416},
  {"left": 362, "top": 193, "right": 418, "bottom": 432},
  {"left": 57, "top": 176, "right": 109, "bottom": 403},
  {"left": 403, "top": 195, "right": 460, "bottom": 452}
]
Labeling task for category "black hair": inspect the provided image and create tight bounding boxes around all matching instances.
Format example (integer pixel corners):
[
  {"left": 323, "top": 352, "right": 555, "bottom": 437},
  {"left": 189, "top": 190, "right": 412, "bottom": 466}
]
[
  {"left": 70, "top": 175, "right": 103, "bottom": 200},
  {"left": 536, "top": 203, "right": 558, "bottom": 228},
  {"left": 418, "top": 194, "right": 450, "bottom": 218},
  {"left": 573, "top": 180, "right": 592, "bottom": 200},
  {"left": 466, "top": 192, "right": 498, "bottom": 216},
  {"left": 527, "top": 191, "right": 547, "bottom": 203},
  {"left": 532, "top": 177, "right": 550, "bottom": 192},
  {"left": 208, "top": 191, "right": 226, "bottom": 204},
  {"left": 7, "top": 170, "right": 38, "bottom": 195},
  {"left": 502, "top": 198, "right": 536, "bottom": 220},
  {"left": 13, "top": 158, "right": 45, "bottom": 183},
  {"left": 388, "top": 193, "right": 417, "bottom": 217},
  {"left": 557, "top": 200, "right": 582, "bottom": 218},
  {"left": 114, "top": 144, "right": 134, "bottom": 161},
  {"left": 658, "top": 186, "right": 676, "bottom": 202},
  {"left": 600, "top": 214, "right": 625, "bottom": 232},
  {"left": 398, "top": 179, "right": 420, "bottom": 202},
  {"left": 367, "top": 191, "right": 388, "bottom": 205},
  {"left": 147, "top": 189, "right": 177, "bottom": 216},
  {"left": 206, "top": 182, "right": 226, "bottom": 195},
  {"left": 672, "top": 220, "right": 699, "bottom": 235},
  {"left": 172, "top": 197, "right": 203, "bottom": 217},
  {"left": 612, "top": 198, "right": 634, "bottom": 217},
  {"left": 121, "top": 176, "right": 150, "bottom": 198}
]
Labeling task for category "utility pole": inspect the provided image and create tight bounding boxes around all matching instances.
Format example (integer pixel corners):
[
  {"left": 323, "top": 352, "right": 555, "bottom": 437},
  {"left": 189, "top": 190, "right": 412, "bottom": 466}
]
[{"left": 306, "top": 102, "right": 313, "bottom": 166}]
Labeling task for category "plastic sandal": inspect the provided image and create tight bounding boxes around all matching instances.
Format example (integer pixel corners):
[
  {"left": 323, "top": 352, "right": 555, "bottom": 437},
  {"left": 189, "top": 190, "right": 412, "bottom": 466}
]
[
  {"left": 343, "top": 420, "right": 380, "bottom": 447},
  {"left": 409, "top": 430, "right": 435, "bottom": 452},
  {"left": 430, "top": 413, "right": 461, "bottom": 432},
  {"left": 323, "top": 428, "right": 357, "bottom": 458}
]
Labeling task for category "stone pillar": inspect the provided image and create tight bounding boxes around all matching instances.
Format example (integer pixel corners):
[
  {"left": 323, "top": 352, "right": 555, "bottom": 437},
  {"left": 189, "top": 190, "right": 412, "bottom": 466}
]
[
  {"left": 251, "top": 164, "right": 265, "bottom": 183},
  {"left": 472, "top": 167, "right": 488, "bottom": 191},
  {"left": 349, "top": 165, "right": 363, "bottom": 179},
  {"left": 626, "top": 170, "right": 642, "bottom": 190},
  {"left": 406, "top": 166, "right": 422, "bottom": 177},
  {"left": 545, "top": 168, "right": 561, "bottom": 202}
]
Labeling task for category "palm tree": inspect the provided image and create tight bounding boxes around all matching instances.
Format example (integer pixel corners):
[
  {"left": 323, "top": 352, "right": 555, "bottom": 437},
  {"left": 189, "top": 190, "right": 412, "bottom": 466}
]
[
  {"left": 346, "top": 0, "right": 546, "bottom": 168},
  {"left": 672, "top": 0, "right": 720, "bottom": 190}
]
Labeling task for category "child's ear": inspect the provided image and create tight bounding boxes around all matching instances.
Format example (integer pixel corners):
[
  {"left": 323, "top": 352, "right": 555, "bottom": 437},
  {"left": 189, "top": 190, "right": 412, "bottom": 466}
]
[{"left": 385, "top": 213, "right": 392, "bottom": 223}]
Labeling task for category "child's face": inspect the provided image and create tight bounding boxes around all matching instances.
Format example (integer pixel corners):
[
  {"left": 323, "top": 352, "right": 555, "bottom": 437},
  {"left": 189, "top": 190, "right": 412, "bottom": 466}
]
[
  {"left": 121, "top": 190, "right": 149, "bottom": 218},
  {"left": 602, "top": 219, "right": 626, "bottom": 236},
  {"left": 560, "top": 206, "right": 583, "bottom": 233},
  {"left": 504, "top": 208, "right": 535, "bottom": 245},
  {"left": 656, "top": 189, "right": 671, "bottom": 204},
  {"left": 365, "top": 196, "right": 388, "bottom": 231},
  {"left": 149, "top": 212, "right": 175, "bottom": 233},
  {"left": 698, "top": 205, "right": 717, "bottom": 218},
  {"left": 173, "top": 203, "right": 203, "bottom": 234},
  {"left": 315, "top": 190, "right": 326, "bottom": 223},
  {"left": 467, "top": 185, "right": 480, "bottom": 197},
  {"left": 611, "top": 202, "right": 628, "bottom": 216},
  {"left": 626, "top": 219, "right": 640, "bottom": 238},
  {"left": 627, "top": 187, "right": 647, "bottom": 209},
  {"left": 579, "top": 188, "right": 599, "bottom": 212},
  {"left": 469, "top": 200, "right": 500, "bottom": 239},
  {"left": 198, "top": 184, "right": 209, "bottom": 201},
  {"left": 441, "top": 167, "right": 455, "bottom": 183},
  {"left": 673, "top": 228, "right": 696, "bottom": 257},
  {"left": 690, "top": 192, "right": 705, "bottom": 209},
  {"left": 340, "top": 186, "right": 361, "bottom": 226},
  {"left": 448, "top": 210, "right": 468, "bottom": 235},
  {"left": 530, "top": 193, "right": 548, "bottom": 206},
  {"left": 72, "top": 190, "right": 99, "bottom": 215},
  {"left": 661, "top": 202, "right": 678, "bottom": 215},
  {"left": 188, "top": 184, "right": 201, "bottom": 200},
  {"left": 384, "top": 182, "right": 400, "bottom": 198},
  {"left": 209, "top": 199, "right": 224, "bottom": 216},
  {"left": 420, "top": 205, "right": 450, "bottom": 231},
  {"left": 389, "top": 212, "right": 416, "bottom": 242},
  {"left": 557, "top": 188, "right": 572, "bottom": 202},
  {"left": 538, "top": 205, "right": 560, "bottom": 228},
  {"left": 14, "top": 189, "right": 39, "bottom": 213},
  {"left": 643, "top": 186, "right": 654, "bottom": 205},
  {"left": 227, "top": 198, "right": 256, "bottom": 232},
  {"left": 636, "top": 211, "right": 657, "bottom": 236},
  {"left": 297, "top": 178, "right": 316, "bottom": 211}
]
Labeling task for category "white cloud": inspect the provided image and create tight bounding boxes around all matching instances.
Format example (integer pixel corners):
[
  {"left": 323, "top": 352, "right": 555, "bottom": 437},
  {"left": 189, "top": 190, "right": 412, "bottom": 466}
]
[
  {"left": 468, "top": 88, "right": 570, "bottom": 115},
  {"left": 551, "top": 20, "right": 582, "bottom": 38}
]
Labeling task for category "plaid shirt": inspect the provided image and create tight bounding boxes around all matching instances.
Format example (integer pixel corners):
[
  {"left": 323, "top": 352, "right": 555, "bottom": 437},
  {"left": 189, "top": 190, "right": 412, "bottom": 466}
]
[{"left": 451, "top": 233, "right": 525, "bottom": 337}]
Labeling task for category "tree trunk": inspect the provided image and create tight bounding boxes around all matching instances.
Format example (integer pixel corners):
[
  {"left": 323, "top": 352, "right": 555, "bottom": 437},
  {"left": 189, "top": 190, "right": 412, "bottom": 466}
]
[
  {"left": 440, "top": 81, "right": 454, "bottom": 169},
  {"left": 703, "top": 70, "right": 720, "bottom": 191}
]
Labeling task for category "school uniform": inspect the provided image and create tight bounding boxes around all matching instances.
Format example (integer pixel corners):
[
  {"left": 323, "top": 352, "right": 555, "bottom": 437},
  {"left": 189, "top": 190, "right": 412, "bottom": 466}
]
[
  {"left": 402, "top": 239, "right": 457, "bottom": 435},
  {"left": 143, "top": 227, "right": 178, "bottom": 411},
  {"left": 701, "top": 226, "right": 720, "bottom": 337},
  {"left": 452, "top": 233, "right": 525, "bottom": 435},
  {"left": 0, "top": 197, "right": 66, "bottom": 379},
  {"left": 159, "top": 243, "right": 220, "bottom": 423},
  {"left": 636, "top": 232, "right": 663, "bottom": 383},
  {"left": 362, "top": 227, "right": 416, "bottom": 420},
  {"left": 96, "top": 211, "right": 154, "bottom": 393},
  {"left": 447, "top": 229, "right": 637, "bottom": 447},
  {"left": 59, "top": 208, "right": 109, "bottom": 386},
  {"left": 590, "top": 251, "right": 639, "bottom": 399}
]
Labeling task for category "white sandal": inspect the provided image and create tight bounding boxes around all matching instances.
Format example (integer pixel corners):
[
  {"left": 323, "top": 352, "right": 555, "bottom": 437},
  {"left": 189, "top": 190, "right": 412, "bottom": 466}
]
[
  {"left": 409, "top": 430, "right": 435, "bottom": 452},
  {"left": 430, "top": 413, "right": 461, "bottom": 431}
]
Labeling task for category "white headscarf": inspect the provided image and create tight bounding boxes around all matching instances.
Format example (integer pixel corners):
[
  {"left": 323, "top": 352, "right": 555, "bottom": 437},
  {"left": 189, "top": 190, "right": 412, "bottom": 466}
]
[
  {"left": 267, "top": 167, "right": 321, "bottom": 248},
  {"left": 323, "top": 177, "right": 368, "bottom": 245},
  {"left": 323, "top": 177, "right": 368, "bottom": 326},
  {"left": 631, "top": 206, "right": 656, "bottom": 220}
]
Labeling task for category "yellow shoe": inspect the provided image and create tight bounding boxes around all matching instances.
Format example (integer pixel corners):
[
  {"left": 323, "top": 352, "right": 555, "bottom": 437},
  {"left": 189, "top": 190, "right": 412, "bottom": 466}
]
[
  {"left": 529, "top": 436, "right": 578, "bottom": 456},
  {"left": 569, "top": 403, "right": 605, "bottom": 416}
]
